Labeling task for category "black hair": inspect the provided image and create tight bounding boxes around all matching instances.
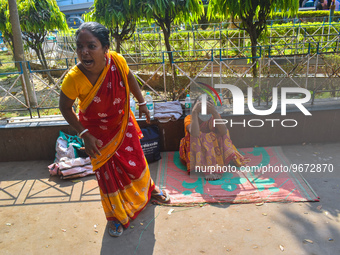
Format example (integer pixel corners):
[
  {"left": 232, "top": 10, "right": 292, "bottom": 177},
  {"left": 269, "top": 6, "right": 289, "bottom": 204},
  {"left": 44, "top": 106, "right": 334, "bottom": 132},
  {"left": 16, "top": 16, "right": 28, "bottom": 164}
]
[{"left": 76, "top": 22, "right": 110, "bottom": 48}]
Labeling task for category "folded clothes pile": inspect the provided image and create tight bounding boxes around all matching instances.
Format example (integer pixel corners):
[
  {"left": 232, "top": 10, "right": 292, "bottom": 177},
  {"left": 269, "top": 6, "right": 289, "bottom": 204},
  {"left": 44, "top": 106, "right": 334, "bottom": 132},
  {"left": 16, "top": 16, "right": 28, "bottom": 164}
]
[{"left": 154, "top": 101, "right": 183, "bottom": 123}]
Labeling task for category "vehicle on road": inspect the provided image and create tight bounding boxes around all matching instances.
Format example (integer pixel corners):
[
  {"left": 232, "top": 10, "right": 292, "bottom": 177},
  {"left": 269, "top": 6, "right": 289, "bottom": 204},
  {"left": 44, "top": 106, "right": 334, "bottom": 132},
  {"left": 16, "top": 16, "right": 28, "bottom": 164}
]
[{"left": 66, "top": 16, "right": 84, "bottom": 29}]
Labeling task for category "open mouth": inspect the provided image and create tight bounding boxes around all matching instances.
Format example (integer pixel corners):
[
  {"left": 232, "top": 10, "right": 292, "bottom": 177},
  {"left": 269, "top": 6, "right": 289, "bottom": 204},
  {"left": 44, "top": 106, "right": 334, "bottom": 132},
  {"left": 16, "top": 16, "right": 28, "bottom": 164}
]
[{"left": 82, "top": 59, "right": 94, "bottom": 66}]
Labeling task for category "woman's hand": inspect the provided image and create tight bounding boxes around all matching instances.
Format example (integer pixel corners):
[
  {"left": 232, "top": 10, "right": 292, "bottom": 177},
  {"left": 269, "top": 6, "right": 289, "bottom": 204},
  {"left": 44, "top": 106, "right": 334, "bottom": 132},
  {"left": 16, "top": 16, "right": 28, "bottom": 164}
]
[
  {"left": 192, "top": 100, "right": 218, "bottom": 115},
  {"left": 59, "top": 91, "right": 104, "bottom": 157},
  {"left": 82, "top": 132, "right": 102, "bottom": 159},
  {"left": 192, "top": 101, "right": 201, "bottom": 115},
  {"left": 206, "top": 100, "right": 218, "bottom": 115},
  {"left": 139, "top": 104, "right": 151, "bottom": 124}
]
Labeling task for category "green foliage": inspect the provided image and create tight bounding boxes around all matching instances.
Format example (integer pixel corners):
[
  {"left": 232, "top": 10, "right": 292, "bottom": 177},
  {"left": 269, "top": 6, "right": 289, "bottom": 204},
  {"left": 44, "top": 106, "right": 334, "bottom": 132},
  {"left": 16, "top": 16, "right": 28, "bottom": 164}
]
[
  {"left": 88, "top": 0, "right": 141, "bottom": 25},
  {"left": 17, "top": 0, "right": 68, "bottom": 83},
  {"left": 18, "top": 0, "right": 68, "bottom": 33},
  {"left": 0, "top": 0, "right": 13, "bottom": 51},
  {"left": 0, "top": 0, "right": 68, "bottom": 37},
  {"left": 85, "top": 0, "right": 143, "bottom": 52},
  {"left": 271, "top": 10, "right": 340, "bottom": 19},
  {"left": 141, "top": 0, "right": 205, "bottom": 99},
  {"left": 0, "top": 0, "right": 9, "bottom": 33},
  {"left": 59, "top": 19, "right": 340, "bottom": 60},
  {"left": 197, "top": 4, "right": 219, "bottom": 30},
  {"left": 0, "top": 0, "right": 68, "bottom": 57},
  {"left": 208, "top": 0, "right": 300, "bottom": 76},
  {"left": 208, "top": 0, "right": 299, "bottom": 20},
  {"left": 0, "top": 52, "right": 17, "bottom": 74},
  {"left": 143, "top": 0, "right": 204, "bottom": 27},
  {"left": 142, "top": 0, "right": 205, "bottom": 69}
]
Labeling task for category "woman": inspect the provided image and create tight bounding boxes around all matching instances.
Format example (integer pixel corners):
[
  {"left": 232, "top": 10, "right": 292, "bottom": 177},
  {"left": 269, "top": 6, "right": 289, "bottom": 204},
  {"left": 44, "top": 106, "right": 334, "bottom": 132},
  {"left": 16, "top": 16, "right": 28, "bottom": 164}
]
[
  {"left": 179, "top": 96, "right": 249, "bottom": 180},
  {"left": 322, "top": 0, "right": 329, "bottom": 9},
  {"left": 316, "top": 0, "right": 327, "bottom": 10},
  {"left": 59, "top": 22, "right": 169, "bottom": 237}
]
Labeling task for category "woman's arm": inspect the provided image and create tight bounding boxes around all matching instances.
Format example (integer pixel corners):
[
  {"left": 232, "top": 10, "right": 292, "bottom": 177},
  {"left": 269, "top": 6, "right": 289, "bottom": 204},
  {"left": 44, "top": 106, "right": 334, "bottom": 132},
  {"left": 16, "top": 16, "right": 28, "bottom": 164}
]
[
  {"left": 128, "top": 70, "right": 150, "bottom": 124},
  {"left": 207, "top": 101, "right": 228, "bottom": 136},
  {"left": 59, "top": 91, "right": 102, "bottom": 158},
  {"left": 190, "top": 102, "right": 201, "bottom": 137},
  {"left": 190, "top": 100, "right": 227, "bottom": 137}
]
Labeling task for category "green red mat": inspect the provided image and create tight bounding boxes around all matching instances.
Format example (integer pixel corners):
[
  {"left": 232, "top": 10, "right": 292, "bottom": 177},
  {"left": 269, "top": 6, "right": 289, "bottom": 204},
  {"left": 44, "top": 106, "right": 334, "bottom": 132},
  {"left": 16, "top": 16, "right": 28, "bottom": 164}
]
[{"left": 156, "top": 147, "right": 319, "bottom": 205}]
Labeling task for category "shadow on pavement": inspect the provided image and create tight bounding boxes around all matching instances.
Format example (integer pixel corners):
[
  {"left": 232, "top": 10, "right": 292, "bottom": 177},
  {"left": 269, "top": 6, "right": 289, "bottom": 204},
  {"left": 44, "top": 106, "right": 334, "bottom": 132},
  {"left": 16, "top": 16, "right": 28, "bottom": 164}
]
[
  {"left": 100, "top": 204, "right": 157, "bottom": 255},
  {"left": 279, "top": 143, "right": 340, "bottom": 254}
]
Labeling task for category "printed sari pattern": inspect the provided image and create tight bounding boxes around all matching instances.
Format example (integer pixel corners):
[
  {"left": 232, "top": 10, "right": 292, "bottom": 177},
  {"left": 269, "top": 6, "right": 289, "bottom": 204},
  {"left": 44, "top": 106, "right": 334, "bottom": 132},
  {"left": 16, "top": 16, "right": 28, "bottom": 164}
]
[
  {"left": 179, "top": 115, "right": 249, "bottom": 174},
  {"left": 78, "top": 52, "right": 154, "bottom": 227}
]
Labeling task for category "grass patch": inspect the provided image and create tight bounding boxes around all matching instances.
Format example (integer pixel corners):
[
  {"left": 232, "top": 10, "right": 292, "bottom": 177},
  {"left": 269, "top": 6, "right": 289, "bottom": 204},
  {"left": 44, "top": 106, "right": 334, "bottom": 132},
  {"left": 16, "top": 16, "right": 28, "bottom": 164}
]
[
  {"left": 0, "top": 108, "right": 30, "bottom": 119},
  {"left": 0, "top": 107, "right": 61, "bottom": 119},
  {"left": 314, "top": 91, "right": 340, "bottom": 99},
  {"left": 0, "top": 51, "right": 17, "bottom": 75},
  {"left": 0, "top": 50, "right": 13, "bottom": 62},
  {"left": 38, "top": 108, "right": 61, "bottom": 116}
]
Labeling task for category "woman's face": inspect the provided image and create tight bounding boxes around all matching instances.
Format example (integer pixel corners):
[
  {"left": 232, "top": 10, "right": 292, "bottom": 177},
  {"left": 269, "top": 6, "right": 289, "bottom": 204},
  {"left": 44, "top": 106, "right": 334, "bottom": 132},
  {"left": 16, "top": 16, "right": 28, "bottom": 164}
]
[
  {"left": 76, "top": 29, "right": 108, "bottom": 74},
  {"left": 198, "top": 112, "right": 212, "bottom": 122},
  {"left": 193, "top": 98, "right": 213, "bottom": 122}
]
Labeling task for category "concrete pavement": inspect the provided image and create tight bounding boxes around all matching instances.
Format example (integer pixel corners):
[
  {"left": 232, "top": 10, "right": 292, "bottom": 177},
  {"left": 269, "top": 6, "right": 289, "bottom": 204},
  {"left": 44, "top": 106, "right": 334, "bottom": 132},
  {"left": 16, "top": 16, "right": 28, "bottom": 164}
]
[{"left": 0, "top": 142, "right": 339, "bottom": 255}]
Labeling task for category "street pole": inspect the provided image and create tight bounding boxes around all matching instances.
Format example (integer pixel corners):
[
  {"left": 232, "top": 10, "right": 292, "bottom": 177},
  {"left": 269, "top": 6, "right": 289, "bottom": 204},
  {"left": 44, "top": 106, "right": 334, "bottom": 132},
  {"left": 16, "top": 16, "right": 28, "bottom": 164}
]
[{"left": 8, "top": 0, "right": 37, "bottom": 108}]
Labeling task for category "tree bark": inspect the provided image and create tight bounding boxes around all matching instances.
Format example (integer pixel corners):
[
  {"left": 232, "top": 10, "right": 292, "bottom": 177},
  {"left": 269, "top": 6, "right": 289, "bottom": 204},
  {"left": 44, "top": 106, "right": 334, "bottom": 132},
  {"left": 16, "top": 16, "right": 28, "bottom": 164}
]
[
  {"left": 8, "top": 0, "right": 37, "bottom": 108},
  {"left": 161, "top": 24, "right": 173, "bottom": 64},
  {"left": 159, "top": 22, "right": 177, "bottom": 100},
  {"left": 115, "top": 37, "right": 122, "bottom": 53},
  {"left": 5, "top": 34, "right": 15, "bottom": 60},
  {"left": 250, "top": 34, "right": 258, "bottom": 78},
  {"left": 37, "top": 44, "right": 54, "bottom": 84}
]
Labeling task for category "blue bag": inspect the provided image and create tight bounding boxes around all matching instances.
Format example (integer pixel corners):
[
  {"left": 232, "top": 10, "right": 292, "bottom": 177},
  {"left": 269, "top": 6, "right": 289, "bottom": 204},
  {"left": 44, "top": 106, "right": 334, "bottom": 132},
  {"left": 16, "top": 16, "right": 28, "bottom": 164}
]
[{"left": 140, "top": 125, "right": 161, "bottom": 163}]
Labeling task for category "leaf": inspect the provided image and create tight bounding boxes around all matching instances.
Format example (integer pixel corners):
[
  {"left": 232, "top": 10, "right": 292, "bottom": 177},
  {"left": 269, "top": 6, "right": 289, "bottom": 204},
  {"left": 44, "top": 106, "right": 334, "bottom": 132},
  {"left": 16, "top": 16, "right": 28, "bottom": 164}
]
[{"left": 303, "top": 239, "right": 314, "bottom": 244}]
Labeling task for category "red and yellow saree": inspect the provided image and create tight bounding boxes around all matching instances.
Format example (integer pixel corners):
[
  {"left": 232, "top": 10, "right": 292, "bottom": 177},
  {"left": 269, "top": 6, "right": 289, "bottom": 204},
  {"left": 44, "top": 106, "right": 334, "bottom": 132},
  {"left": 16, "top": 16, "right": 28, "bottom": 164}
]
[{"left": 62, "top": 51, "right": 155, "bottom": 227}]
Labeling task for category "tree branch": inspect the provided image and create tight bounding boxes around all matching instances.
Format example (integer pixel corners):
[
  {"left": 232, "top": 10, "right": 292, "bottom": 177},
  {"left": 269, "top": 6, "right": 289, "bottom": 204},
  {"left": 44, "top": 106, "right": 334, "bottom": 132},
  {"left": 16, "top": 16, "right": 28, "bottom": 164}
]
[{"left": 231, "top": 14, "right": 245, "bottom": 31}]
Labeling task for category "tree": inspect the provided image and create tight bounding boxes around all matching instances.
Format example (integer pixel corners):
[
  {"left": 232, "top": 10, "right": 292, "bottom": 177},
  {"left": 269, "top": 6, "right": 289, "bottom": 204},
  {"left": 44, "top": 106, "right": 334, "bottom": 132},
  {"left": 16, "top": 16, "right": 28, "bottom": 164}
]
[
  {"left": 198, "top": 2, "right": 219, "bottom": 30},
  {"left": 85, "top": 0, "right": 142, "bottom": 53},
  {"left": 142, "top": 0, "right": 204, "bottom": 100},
  {"left": 18, "top": 0, "right": 68, "bottom": 83},
  {"left": 208, "top": 0, "right": 299, "bottom": 77}
]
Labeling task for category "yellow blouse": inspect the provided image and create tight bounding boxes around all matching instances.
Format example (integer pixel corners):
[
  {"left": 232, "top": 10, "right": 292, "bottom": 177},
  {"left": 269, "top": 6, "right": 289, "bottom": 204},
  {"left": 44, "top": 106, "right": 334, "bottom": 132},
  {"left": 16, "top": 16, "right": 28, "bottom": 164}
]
[{"left": 61, "top": 51, "right": 129, "bottom": 103}]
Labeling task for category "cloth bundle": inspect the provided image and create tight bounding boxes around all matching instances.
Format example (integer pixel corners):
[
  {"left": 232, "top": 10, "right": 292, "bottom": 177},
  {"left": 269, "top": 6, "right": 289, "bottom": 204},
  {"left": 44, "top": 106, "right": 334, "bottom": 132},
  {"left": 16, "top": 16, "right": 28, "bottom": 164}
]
[
  {"left": 48, "top": 131, "right": 94, "bottom": 179},
  {"left": 48, "top": 157, "right": 93, "bottom": 180},
  {"left": 154, "top": 101, "right": 183, "bottom": 123}
]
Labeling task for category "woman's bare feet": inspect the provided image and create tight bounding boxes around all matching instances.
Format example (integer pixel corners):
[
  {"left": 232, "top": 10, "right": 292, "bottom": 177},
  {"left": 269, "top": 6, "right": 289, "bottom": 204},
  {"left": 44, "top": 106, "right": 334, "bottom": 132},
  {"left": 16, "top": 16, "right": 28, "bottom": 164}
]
[{"left": 204, "top": 173, "right": 223, "bottom": 181}]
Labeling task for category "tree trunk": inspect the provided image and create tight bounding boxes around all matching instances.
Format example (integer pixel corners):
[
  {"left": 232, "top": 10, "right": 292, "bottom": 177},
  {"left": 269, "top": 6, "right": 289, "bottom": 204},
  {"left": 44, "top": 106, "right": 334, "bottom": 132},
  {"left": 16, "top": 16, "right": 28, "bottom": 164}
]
[
  {"left": 115, "top": 37, "right": 122, "bottom": 53},
  {"left": 161, "top": 23, "right": 177, "bottom": 100},
  {"left": 162, "top": 29, "right": 173, "bottom": 64},
  {"left": 8, "top": 0, "right": 37, "bottom": 108},
  {"left": 5, "top": 34, "right": 15, "bottom": 60},
  {"left": 37, "top": 45, "right": 54, "bottom": 85},
  {"left": 164, "top": 32, "right": 177, "bottom": 101},
  {"left": 249, "top": 30, "right": 258, "bottom": 78}
]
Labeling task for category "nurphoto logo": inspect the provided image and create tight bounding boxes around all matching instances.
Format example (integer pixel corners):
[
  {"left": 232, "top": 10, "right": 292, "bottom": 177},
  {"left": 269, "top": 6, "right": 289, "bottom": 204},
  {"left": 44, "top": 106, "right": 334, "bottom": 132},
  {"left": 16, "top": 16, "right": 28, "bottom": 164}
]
[{"left": 198, "top": 84, "right": 312, "bottom": 128}]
